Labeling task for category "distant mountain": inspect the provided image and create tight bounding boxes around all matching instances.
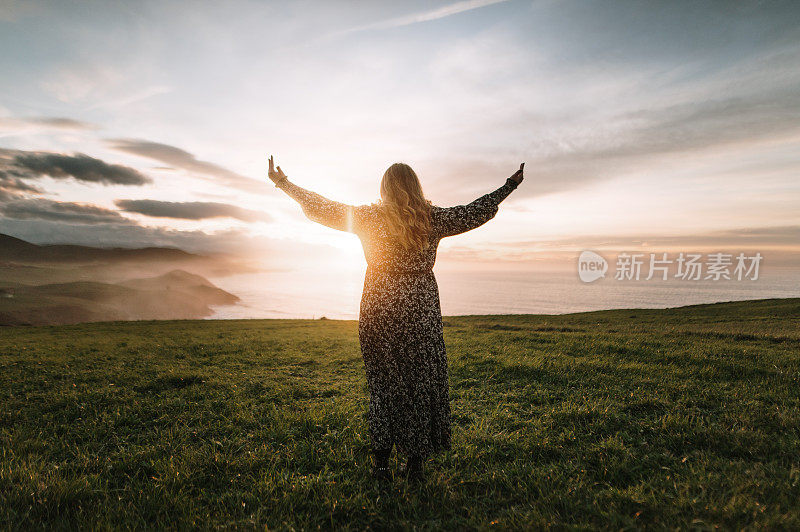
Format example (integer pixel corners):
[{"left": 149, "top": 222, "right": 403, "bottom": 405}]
[
  {"left": 0, "top": 234, "right": 247, "bottom": 324},
  {"left": 121, "top": 269, "right": 217, "bottom": 290},
  {"left": 0, "top": 233, "right": 199, "bottom": 263},
  {"left": 120, "top": 270, "right": 239, "bottom": 307},
  {"left": 0, "top": 269, "right": 240, "bottom": 326}
]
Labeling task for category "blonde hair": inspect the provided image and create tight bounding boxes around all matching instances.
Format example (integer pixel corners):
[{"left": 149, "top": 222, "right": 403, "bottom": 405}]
[{"left": 379, "top": 163, "right": 432, "bottom": 251}]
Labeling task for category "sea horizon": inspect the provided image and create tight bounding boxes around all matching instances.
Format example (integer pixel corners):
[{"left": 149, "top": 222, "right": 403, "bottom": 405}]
[{"left": 207, "top": 266, "right": 800, "bottom": 320}]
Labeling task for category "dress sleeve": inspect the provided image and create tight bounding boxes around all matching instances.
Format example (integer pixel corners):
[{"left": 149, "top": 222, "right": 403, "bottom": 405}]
[
  {"left": 277, "top": 179, "right": 360, "bottom": 233},
  {"left": 434, "top": 178, "right": 519, "bottom": 238}
]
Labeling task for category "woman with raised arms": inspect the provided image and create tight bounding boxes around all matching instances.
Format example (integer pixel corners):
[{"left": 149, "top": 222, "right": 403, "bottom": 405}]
[{"left": 269, "top": 156, "right": 524, "bottom": 482}]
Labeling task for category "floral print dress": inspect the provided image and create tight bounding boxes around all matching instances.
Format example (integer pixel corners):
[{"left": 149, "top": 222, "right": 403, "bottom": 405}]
[{"left": 278, "top": 177, "right": 519, "bottom": 458}]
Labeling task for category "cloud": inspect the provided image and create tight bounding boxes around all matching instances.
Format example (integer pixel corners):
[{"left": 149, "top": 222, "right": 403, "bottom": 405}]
[
  {"left": 495, "top": 226, "right": 800, "bottom": 252},
  {"left": 115, "top": 199, "right": 271, "bottom": 222},
  {"left": 37, "top": 66, "right": 171, "bottom": 109},
  {"left": 30, "top": 117, "right": 96, "bottom": 129},
  {"left": 415, "top": 15, "right": 800, "bottom": 198},
  {"left": 0, "top": 116, "right": 98, "bottom": 136},
  {"left": 336, "top": 0, "right": 513, "bottom": 35},
  {"left": 435, "top": 71, "right": 800, "bottom": 199},
  {"left": 107, "top": 139, "right": 266, "bottom": 192},
  {"left": 551, "top": 86, "right": 800, "bottom": 165},
  {"left": 86, "top": 85, "right": 172, "bottom": 110},
  {"left": 0, "top": 149, "right": 151, "bottom": 186},
  {"left": 0, "top": 198, "right": 128, "bottom": 224},
  {"left": 0, "top": 173, "right": 43, "bottom": 201}
]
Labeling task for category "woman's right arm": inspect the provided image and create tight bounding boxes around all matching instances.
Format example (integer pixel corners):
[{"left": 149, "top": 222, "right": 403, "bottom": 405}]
[
  {"left": 270, "top": 155, "right": 360, "bottom": 233},
  {"left": 277, "top": 178, "right": 359, "bottom": 233},
  {"left": 435, "top": 163, "right": 524, "bottom": 238}
]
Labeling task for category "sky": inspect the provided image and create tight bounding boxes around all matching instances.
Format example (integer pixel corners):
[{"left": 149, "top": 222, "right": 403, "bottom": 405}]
[{"left": 1, "top": 0, "right": 799, "bottom": 273}]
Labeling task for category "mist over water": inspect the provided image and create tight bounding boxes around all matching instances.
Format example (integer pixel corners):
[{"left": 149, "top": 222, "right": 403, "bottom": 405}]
[{"left": 208, "top": 267, "right": 800, "bottom": 320}]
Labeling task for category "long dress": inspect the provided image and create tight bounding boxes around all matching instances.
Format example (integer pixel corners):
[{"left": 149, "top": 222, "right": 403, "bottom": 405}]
[{"left": 277, "top": 177, "right": 519, "bottom": 458}]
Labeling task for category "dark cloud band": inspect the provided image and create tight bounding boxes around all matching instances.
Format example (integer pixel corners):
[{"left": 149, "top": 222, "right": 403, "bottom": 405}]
[
  {"left": 0, "top": 116, "right": 97, "bottom": 132},
  {"left": 114, "top": 199, "right": 270, "bottom": 222},
  {"left": 0, "top": 198, "right": 128, "bottom": 225},
  {"left": 8, "top": 151, "right": 151, "bottom": 186},
  {"left": 0, "top": 174, "right": 44, "bottom": 201}
]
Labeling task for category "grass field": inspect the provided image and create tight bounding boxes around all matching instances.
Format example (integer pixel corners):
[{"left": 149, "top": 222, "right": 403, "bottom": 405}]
[{"left": 1, "top": 298, "right": 799, "bottom": 529}]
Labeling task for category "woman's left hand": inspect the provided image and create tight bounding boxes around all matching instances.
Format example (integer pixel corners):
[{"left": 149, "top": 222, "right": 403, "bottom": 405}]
[
  {"left": 509, "top": 162, "right": 524, "bottom": 185},
  {"left": 268, "top": 155, "right": 288, "bottom": 184}
]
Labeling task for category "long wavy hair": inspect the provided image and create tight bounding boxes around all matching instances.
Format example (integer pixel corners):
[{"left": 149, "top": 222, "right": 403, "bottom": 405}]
[{"left": 379, "top": 163, "right": 432, "bottom": 251}]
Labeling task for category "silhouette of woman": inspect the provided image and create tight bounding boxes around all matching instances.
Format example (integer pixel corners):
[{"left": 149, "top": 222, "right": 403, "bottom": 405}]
[{"left": 269, "top": 156, "right": 524, "bottom": 481}]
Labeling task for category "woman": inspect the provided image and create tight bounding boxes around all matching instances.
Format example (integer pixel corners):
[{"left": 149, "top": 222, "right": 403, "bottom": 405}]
[{"left": 268, "top": 156, "right": 524, "bottom": 481}]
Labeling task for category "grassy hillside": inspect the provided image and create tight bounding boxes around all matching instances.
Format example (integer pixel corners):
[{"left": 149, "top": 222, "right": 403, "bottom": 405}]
[{"left": 1, "top": 299, "right": 799, "bottom": 529}]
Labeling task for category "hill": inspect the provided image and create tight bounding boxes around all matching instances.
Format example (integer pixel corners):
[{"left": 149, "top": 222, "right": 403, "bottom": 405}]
[
  {"left": 0, "top": 233, "right": 197, "bottom": 263},
  {"left": 0, "top": 233, "right": 248, "bottom": 323},
  {"left": 0, "top": 269, "right": 239, "bottom": 325},
  {"left": 0, "top": 298, "right": 798, "bottom": 528},
  {"left": 0, "top": 232, "right": 251, "bottom": 286}
]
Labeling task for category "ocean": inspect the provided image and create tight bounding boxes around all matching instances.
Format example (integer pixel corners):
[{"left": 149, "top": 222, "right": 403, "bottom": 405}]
[{"left": 208, "top": 266, "right": 800, "bottom": 320}]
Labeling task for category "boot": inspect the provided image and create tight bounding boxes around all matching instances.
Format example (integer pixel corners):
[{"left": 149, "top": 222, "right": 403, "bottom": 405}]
[
  {"left": 400, "top": 455, "right": 424, "bottom": 482},
  {"left": 371, "top": 448, "right": 391, "bottom": 481}
]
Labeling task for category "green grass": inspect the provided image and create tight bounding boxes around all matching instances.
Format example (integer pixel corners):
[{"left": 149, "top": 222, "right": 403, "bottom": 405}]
[{"left": 1, "top": 298, "right": 799, "bottom": 529}]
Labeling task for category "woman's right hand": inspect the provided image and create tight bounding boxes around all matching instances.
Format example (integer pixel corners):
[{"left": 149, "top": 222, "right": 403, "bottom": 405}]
[
  {"left": 509, "top": 163, "right": 524, "bottom": 185},
  {"left": 268, "top": 155, "right": 288, "bottom": 185}
]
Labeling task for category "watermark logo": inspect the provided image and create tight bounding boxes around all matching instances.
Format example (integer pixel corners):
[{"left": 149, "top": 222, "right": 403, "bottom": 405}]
[
  {"left": 577, "top": 251, "right": 763, "bottom": 282},
  {"left": 578, "top": 250, "right": 608, "bottom": 283}
]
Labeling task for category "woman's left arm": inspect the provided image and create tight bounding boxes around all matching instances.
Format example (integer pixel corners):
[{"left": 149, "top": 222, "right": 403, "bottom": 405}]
[
  {"left": 269, "top": 156, "right": 358, "bottom": 233},
  {"left": 434, "top": 163, "right": 524, "bottom": 238}
]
